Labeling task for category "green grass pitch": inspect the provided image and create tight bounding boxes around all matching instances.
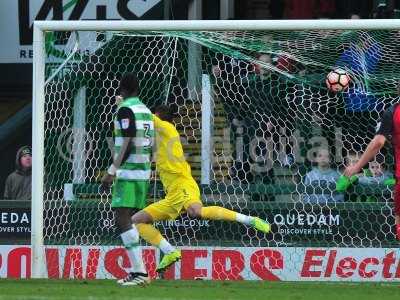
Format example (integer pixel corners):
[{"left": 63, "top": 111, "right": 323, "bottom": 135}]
[{"left": 0, "top": 280, "right": 399, "bottom": 300}]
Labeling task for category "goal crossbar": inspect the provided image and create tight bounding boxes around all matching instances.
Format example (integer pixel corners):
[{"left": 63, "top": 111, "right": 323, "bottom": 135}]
[{"left": 34, "top": 19, "right": 400, "bottom": 32}]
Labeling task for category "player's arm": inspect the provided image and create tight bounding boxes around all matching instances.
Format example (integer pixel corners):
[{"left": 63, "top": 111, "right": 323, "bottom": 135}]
[
  {"left": 111, "top": 107, "right": 136, "bottom": 170},
  {"left": 344, "top": 107, "right": 392, "bottom": 177},
  {"left": 344, "top": 135, "right": 386, "bottom": 176},
  {"left": 102, "top": 107, "right": 136, "bottom": 187}
]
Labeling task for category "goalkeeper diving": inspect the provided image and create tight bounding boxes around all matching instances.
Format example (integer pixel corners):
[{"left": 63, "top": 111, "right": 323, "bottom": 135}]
[{"left": 126, "top": 104, "right": 271, "bottom": 284}]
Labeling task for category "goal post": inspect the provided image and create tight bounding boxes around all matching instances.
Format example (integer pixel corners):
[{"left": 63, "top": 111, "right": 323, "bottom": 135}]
[
  {"left": 32, "top": 19, "right": 400, "bottom": 280},
  {"left": 32, "top": 24, "right": 46, "bottom": 279}
]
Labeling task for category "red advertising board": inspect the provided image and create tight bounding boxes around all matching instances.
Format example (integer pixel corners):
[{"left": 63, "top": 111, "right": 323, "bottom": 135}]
[{"left": 1, "top": 246, "right": 400, "bottom": 281}]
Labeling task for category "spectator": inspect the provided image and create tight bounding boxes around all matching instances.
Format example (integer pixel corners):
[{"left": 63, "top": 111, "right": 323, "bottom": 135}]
[
  {"left": 334, "top": 151, "right": 360, "bottom": 201},
  {"left": 275, "top": 54, "right": 297, "bottom": 74},
  {"left": 211, "top": 51, "right": 256, "bottom": 84},
  {"left": 303, "top": 148, "right": 344, "bottom": 203},
  {"left": 358, "top": 160, "right": 392, "bottom": 185},
  {"left": 357, "top": 160, "right": 394, "bottom": 202},
  {"left": 284, "top": 0, "right": 335, "bottom": 19},
  {"left": 254, "top": 54, "right": 272, "bottom": 80},
  {"left": 210, "top": 49, "right": 256, "bottom": 116},
  {"left": 350, "top": 13, "right": 361, "bottom": 19},
  {"left": 4, "top": 146, "right": 32, "bottom": 200},
  {"left": 345, "top": 151, "right": 361, "bottom": 169},
  {"left": 339, "top": 152, "right": 393, "bottom": 202},
  {"left": 373, "top": 1, "right": 394, "bottom": 19}
]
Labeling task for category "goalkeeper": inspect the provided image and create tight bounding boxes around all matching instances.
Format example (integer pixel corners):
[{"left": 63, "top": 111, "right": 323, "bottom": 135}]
[{"left": 131, "top": 105, "right": 271, "bottom": 274}]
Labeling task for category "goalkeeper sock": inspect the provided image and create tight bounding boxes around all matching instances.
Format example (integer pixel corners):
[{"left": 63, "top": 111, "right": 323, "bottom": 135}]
[
  {"left": 137, "top": 223, "right": 175, "bottom": 254},
  {"left": 200, "top": 206, "right": 253, "bottom": 225},
  {"left": 120, "top": 226, "right": 147, "bottom": 274}
]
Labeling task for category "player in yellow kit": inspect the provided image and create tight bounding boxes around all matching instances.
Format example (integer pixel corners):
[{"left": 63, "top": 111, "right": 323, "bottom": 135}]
[{"left": 130, "top": 105, "right": 271, "bottom": 275}]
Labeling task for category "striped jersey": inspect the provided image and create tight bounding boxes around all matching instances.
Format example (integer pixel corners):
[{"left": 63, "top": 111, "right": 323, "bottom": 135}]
[{"left": 113, "top": 97, "right": 154, "bottom": 181}]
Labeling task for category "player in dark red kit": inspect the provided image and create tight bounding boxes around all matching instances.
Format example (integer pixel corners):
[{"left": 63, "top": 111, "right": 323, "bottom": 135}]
[{"left": 344, "top": 103, "right": 400, "bottom": 241}]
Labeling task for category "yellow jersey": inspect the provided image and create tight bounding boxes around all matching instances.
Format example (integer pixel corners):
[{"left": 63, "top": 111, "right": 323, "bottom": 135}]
[{"left": 153, "top": 114, "right": 192, "bottom": 188}]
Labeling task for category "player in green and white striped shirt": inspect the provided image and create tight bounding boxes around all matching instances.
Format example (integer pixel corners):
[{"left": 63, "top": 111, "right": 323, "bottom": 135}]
[{"left": 101, "top": 73, "right": 154, "bottom": 286}]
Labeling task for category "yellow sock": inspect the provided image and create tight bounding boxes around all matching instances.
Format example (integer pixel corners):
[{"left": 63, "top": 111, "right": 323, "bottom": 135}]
[
  {"left": 200, "top": 206, "right": 237, "bottom": 222},
  {"left": 136, "top": 223, "right": 163, "bottom": 247}
]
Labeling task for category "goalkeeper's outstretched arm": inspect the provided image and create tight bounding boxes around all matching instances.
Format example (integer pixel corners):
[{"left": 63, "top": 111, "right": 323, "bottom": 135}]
[
  {"left": 344, "top": 105, "right": 392, "bottom": 177},
  {"left": 343, "top": 135, "right": 386, "bottom": 177}
]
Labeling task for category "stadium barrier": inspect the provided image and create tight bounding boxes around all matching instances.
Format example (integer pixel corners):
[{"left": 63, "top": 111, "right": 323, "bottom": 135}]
[
  {"left": 0, "top": 199, "right": 396, "bottom": 247},
  {"left": 1, "top": 245, "right": 400, "bottom": 281}
]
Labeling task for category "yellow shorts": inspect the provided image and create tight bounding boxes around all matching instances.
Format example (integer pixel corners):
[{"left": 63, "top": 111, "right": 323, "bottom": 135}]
[{"left": 143, "top": 179, "right": 201, "bottom": 221}]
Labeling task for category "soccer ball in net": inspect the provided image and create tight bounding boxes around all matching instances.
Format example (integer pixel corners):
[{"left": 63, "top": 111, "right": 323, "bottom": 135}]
[{"left": 325, "top": 68, "right": 350, "bottom": 92}]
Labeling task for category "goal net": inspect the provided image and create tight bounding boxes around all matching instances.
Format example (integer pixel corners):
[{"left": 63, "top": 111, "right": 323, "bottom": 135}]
[{"left": 34, "top": 21, "right": 400, "bottom": 281}]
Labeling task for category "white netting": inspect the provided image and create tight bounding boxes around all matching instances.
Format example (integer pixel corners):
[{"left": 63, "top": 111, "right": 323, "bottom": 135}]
[{"left": 42, "top": 29, "right": 399, "bottom": 280}]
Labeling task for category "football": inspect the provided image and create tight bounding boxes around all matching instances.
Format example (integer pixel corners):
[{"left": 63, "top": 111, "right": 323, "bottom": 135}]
[{"left": 326, "top": 68, "right": 350, "bottom": 92}]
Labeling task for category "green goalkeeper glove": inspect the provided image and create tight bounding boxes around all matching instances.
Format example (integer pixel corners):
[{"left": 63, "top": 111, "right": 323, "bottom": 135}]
[
  {"left": 336, "top": 175, "right": 359, "bottom": 192},
  {"left": 384, "top": 178, "right": 396, "bottom": 186}
]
